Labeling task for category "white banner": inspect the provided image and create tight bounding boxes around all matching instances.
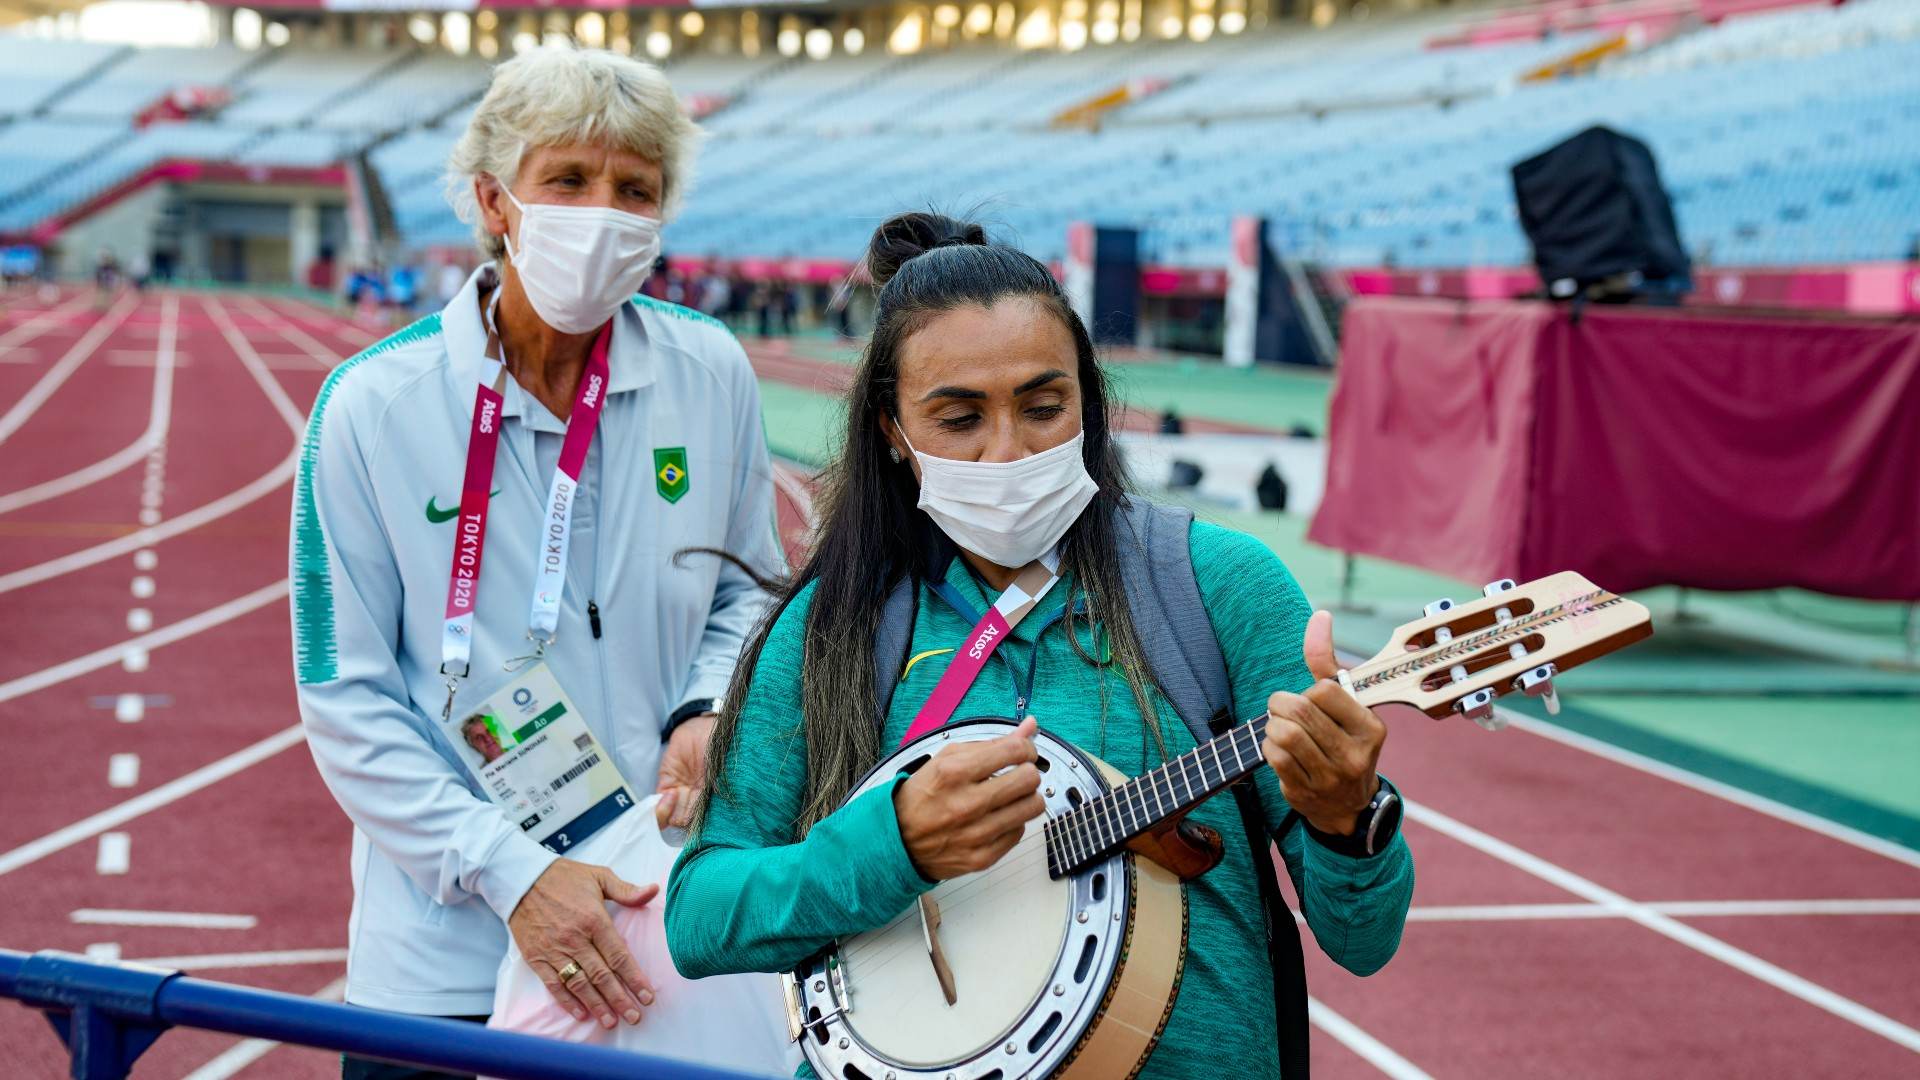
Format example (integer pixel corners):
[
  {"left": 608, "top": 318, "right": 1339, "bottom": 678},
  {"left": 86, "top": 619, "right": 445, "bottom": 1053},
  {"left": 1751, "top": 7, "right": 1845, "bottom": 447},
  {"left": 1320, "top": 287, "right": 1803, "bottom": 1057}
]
[
  {"left": 1223, "top": 215, "right": 1262, "bottom": 368},
  {"left": 1063, "top": 221, "right": 1094, "bottom": 333}
]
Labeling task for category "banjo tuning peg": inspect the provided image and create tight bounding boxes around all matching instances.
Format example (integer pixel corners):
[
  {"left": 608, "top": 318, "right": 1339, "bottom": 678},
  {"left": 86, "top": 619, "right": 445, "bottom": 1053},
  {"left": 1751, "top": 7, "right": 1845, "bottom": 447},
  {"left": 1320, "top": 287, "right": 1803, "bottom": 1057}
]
[
  {"left": 1514, "top": 662, "right": 1561, "bottom": 715},
  {"left": 1452, "top": 686, "right": 1504, "bottom": 731},
  {"left": 1423, "top": 597, "right": 1456, "bottom": 618},
  {"left": 1482, "top": 578, "right": 1517, "bottom": 597}
]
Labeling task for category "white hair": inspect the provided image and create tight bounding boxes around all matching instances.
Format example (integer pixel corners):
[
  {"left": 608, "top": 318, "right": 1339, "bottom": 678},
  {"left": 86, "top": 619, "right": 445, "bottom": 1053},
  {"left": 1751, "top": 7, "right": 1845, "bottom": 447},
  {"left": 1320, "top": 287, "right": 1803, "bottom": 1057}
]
[{"left": 445, "top": 47, "right": 700, "bottom": 259}]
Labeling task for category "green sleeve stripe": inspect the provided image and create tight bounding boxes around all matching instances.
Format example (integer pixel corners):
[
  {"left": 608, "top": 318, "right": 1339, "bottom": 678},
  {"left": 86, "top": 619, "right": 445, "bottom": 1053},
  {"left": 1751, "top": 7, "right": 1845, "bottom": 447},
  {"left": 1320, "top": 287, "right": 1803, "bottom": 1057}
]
[
  {"left": 630, "top": 292, "right": 730, "bottom": 332},
  {"left": 292, "top": 313, "right": 444, "bottom": 686}
]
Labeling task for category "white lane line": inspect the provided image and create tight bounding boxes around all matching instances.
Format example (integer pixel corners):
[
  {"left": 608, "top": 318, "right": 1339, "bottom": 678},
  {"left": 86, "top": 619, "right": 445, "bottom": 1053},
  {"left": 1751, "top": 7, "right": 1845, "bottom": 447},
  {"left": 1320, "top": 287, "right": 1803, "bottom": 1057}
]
[
  {"left": 131, "top": 575, "right": 155, "bottom": 598},
  {"left": 0, "top": 292, "right": 139, "bottom": 448},
  {"left": 0, "top": 294, "right": 308, "bottom": 597},
  {"left": 109, "top": 348, "right": 191, "bottom": 367},
  {"left": 1331, "top": 647, "right": 1920, "bottom": 870},
  {"left": 113, "top": 693, "right": 145, "bottom": 723},
  {"left": 1408, "top": 800, "right": 1920, "bottom": 1054},
  {"left": 1499, "top": 711, "right": 1920, "bottom": 871},
  {"left": 1308, "top": 996, "right": 1435, "bottom": 1080},
  {"left": 0, "top": 294, "right": 92, "bottom": 352},
  {"left": 181, "top": 975, "right": 348, "bottom": 1080},
  {"left": 0, "top": 580, "right": 284, "bottom": 706},
  {"left": 0, "top": 454, "right": 296, "bottom": 596},
  {"left": 0, "top": 295, "right": 178, "bottom": 517},
  {"left": 108, "top": 753, "right": 140, "bottom": 787},
  {"left": 137, "top": 507, "right": 160, "bottom": 525},
  {"left": 0, "top": 724, "right": 304, "bottom": 877},
  {"left": 1398, "top": 899, "right": 1920, "bottom": 922},
  {"left": 202, "top": 295, "right": 309, "bottom": 431},
  {"left": 235, "top": 295, "right": 341, "bottom": 368},
  {"left": 84, "top": 942, "right": 122, "bottom": 962},
  {"left": 121, "top": 647, "right": 149, "bottom": 672},
  {"left": 128, "top": 947, "right": 348, "bottom": 971},
  {"left": 96, "top": 831, "right": 130, "bottom": 874},
  {"left": 1650, "top": 898, "right": 1920, "bottom": 918},
  {"left": 126, "top": 608, "right": 152, "bottom": 632},
  {"left": 72, "top": 908, "right": 259, "bottom": 929},
  {"left": 134, "top": 548, "right": 157, "bottom": 571}
]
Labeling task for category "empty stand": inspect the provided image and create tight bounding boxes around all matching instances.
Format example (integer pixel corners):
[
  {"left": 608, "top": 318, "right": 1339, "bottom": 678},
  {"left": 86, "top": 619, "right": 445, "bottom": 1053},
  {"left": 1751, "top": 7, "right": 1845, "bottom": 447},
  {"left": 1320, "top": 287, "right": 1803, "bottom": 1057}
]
[{"left": 2, "top": 0, "right": 1915, "bottom": 270}]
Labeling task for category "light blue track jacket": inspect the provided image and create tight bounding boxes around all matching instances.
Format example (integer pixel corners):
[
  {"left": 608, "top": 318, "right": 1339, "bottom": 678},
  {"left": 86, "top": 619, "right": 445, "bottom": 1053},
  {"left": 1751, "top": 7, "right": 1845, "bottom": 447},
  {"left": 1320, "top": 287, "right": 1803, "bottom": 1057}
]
[{"left": 290, "top": 266, "right": 781, "bottom": 1014}]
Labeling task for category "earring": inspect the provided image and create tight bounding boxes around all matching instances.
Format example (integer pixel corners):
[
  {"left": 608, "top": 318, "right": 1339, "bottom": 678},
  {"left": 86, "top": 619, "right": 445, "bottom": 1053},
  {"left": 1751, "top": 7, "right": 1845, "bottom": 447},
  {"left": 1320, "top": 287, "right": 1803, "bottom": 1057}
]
[{"left": 888, "top": 446, "right": 902, "bottom": 464}]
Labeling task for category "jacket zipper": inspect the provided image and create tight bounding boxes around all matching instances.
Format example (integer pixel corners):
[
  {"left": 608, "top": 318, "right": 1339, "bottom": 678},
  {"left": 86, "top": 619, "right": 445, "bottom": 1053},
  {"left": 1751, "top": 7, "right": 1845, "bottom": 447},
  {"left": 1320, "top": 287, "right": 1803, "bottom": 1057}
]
[{"left": 581, "top": 443, "right": 617, "bottom": 766}]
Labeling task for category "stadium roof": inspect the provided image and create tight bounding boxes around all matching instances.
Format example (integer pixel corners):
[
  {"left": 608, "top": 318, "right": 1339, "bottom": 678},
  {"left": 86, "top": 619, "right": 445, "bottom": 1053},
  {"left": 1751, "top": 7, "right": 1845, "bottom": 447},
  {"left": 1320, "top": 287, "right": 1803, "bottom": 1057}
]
[{"left": 0, "top": 0, "right": 89, "bottom": 30}]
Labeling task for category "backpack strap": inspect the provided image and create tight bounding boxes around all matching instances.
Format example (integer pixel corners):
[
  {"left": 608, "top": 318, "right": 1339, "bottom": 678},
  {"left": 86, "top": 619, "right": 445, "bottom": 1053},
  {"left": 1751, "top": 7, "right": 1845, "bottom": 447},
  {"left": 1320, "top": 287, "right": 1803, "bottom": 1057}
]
[
  {"left": 872, "top": 576, "right": 918, "bottom": 721},
  {"left": 1116, "top": 499, "right": 1312, "bottom": 1080}
]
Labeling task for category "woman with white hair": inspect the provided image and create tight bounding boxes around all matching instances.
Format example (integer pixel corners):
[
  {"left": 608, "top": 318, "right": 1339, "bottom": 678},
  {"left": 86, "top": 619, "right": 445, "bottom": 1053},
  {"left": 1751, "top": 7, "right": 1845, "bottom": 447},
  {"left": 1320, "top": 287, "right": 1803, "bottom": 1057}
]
[{"left": 290, "top": 48, "right": 782, "bottom": 1079}]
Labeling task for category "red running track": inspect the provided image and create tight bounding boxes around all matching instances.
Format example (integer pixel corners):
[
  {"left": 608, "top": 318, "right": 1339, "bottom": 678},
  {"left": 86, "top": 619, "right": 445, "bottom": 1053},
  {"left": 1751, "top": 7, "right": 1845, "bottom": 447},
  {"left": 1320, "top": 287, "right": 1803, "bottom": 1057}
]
[{"left": 1, "top": 288, "right": 1916, "bottom": 1078}]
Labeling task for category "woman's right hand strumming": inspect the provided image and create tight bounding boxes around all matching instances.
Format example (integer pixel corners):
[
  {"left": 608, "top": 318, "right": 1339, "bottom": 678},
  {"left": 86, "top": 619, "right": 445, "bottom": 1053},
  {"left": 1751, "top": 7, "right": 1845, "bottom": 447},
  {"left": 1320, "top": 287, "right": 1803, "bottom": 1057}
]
[{"left": 893, "top": 716, "right": 1047, "bottom": 881}]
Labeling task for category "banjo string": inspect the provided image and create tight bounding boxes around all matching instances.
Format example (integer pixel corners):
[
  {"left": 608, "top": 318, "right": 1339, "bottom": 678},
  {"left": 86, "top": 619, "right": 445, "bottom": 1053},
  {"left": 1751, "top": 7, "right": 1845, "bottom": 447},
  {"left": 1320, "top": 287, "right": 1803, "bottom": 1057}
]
[
  {"left": 839, "top": 837, "right": 1056, "bottom": 970},
  {"left": 838, "top": 841, "right": 1050, "bottom": 969},
  {"left": 837, "top": 831, "right": 1050, "bottom": 952}
]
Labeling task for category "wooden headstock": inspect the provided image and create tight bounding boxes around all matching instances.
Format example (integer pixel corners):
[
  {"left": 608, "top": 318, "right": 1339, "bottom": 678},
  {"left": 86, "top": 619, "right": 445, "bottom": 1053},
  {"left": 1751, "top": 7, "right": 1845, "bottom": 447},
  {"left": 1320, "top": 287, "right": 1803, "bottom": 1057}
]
[{"left": 1341, "top": 572, "right": 1652, "bottom": 728}]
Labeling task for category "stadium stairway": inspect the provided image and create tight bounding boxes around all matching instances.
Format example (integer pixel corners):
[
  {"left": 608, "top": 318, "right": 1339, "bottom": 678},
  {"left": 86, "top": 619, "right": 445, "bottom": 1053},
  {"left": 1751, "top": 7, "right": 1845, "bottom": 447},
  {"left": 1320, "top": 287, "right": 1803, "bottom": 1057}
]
[
  {"left": 355, "top": 150, "right": 402, "bottom": 252},
  {"left": 223, "top": 48, "right": 424, "bottom": 162},
  {"left": 22, "top": 44, "right": 133, "bottom": 120},
  {"left": 687, "top": 51, "right": 806, "bottom": 124},
  {"left": 0, "top": 126, "right": 137, "bottom": 223},
  {"left": 299, "top": 48, "right": 425, "bottom": 130}
]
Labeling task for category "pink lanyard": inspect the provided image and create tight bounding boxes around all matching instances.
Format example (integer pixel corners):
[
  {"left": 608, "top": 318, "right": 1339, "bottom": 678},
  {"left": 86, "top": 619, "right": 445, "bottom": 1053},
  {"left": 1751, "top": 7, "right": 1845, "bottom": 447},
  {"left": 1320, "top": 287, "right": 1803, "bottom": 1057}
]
[
  {"left": 897, "top": 554, "right": 1063, "bottom": 747},
  {"left": 438, "top": 320, "right": 612, "bottom": 714}
]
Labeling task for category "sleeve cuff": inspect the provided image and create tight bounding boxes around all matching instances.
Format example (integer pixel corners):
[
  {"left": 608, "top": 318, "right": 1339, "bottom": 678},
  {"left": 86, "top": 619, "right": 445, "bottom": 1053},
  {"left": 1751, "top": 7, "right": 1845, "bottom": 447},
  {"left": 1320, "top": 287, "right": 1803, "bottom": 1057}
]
[
  {"left": 472, "top": 827, "right": 562, "bottom": 922},
  {"left": 825, "top": 775, "right": 938, "bottom": 904},
  {"left": 678, "top": 668, "right": 733, "bottom": 713},
  {"left": 1302, "top": 826, "right": 1410, "bottom": 889}
]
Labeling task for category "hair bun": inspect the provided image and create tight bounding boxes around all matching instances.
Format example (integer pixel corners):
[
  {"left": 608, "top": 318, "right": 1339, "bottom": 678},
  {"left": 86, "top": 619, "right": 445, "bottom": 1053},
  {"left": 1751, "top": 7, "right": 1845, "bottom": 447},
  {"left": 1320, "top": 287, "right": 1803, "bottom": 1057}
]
[{"left": 865, "top": 212, "right": 989, "bottom": 288}]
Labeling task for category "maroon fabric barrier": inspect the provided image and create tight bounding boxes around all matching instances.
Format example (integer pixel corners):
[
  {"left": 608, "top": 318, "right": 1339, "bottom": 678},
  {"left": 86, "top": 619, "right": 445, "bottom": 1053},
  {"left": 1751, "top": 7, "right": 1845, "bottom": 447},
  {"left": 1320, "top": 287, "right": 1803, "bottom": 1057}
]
[{"left": 1308, "top": 297, "right": 1920, "bottom": 600}]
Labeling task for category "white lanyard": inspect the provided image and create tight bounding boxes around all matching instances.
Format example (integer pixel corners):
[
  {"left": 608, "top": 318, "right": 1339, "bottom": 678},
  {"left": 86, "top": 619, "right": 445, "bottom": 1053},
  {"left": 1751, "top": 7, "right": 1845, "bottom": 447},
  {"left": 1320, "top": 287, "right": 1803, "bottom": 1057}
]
[{"left": 438, "top": 302, "right": 612, "bottom": 718}]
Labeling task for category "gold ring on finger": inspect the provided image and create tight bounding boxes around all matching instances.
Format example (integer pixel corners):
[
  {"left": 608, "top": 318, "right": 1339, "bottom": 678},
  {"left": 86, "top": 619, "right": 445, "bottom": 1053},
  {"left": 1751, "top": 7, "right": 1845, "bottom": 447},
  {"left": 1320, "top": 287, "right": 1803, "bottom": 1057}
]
[{"left": 557, "top": 959, "right": 583, "bottom": 981}]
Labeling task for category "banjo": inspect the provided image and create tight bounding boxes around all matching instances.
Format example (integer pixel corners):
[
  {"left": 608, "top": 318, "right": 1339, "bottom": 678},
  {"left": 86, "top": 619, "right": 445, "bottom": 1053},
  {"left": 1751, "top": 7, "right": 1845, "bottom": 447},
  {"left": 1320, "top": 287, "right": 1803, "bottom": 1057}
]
[{"left": 785, "top": 571, "right": 1651, "bottom": 1080}]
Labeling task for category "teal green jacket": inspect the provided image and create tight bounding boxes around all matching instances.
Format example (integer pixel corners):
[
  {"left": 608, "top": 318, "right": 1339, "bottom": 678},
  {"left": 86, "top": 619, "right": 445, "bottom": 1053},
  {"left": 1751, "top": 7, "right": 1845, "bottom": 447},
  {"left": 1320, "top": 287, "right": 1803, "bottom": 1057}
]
[{"left": 666, "top": 519, "right": 1414, "bottom": 1078}]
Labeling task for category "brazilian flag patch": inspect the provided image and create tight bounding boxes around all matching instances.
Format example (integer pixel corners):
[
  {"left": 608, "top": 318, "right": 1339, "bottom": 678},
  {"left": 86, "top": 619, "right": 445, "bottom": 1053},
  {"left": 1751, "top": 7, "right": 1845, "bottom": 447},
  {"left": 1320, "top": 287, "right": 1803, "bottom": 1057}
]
[{"left": 654, "top": 447, "right": 690, "bottom": 504}]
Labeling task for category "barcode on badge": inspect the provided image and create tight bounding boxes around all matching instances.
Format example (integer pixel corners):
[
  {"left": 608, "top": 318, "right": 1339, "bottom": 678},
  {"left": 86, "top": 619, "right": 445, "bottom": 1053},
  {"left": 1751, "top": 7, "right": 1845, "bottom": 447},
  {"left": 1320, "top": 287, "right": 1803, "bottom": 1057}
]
[
  {"left": 551, "top": 753, "right": 601, "bottom": 793},
  {"left": 573, "top": 732, "right": 594, "bottom": 752}
]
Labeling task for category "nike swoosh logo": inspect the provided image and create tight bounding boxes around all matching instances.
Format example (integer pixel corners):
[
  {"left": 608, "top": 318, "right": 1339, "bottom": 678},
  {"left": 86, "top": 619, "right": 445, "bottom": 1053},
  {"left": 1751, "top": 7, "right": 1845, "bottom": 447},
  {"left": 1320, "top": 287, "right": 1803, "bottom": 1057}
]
[{"left": 426, "top": 490, "right": 500, "bottom": 524}]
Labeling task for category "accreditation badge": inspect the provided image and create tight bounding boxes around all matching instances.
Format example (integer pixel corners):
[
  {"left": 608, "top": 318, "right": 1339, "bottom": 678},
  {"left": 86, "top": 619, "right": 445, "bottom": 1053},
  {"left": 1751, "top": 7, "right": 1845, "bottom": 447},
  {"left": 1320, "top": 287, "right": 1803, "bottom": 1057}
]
[{"left": 447, "top": 663, "right": 633, "bottom": 855}]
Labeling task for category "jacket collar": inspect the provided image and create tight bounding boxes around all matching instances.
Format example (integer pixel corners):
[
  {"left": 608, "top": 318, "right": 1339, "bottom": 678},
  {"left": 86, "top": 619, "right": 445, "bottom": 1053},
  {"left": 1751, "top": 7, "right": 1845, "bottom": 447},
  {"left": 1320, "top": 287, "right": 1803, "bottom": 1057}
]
[{"left": 441, "top": 263, "right": 658, "bottom": 422}]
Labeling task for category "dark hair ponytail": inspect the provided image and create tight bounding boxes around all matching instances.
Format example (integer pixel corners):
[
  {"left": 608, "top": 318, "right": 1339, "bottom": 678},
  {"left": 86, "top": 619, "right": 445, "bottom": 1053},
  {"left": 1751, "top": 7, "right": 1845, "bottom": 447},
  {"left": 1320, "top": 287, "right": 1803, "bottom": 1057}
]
[
  {"left": 697, "top": 212, "right": 1158, "bottom": 835},
  {"left": 865, "top": 212, "right": 989, "bottom": 287}
]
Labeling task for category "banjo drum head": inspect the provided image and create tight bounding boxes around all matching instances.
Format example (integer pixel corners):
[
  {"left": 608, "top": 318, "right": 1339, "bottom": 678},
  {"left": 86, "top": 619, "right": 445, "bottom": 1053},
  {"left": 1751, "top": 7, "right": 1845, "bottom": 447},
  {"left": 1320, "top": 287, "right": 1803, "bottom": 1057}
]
[{"left": 826, "top": 719, "right": 1124, "bottom": 1074}]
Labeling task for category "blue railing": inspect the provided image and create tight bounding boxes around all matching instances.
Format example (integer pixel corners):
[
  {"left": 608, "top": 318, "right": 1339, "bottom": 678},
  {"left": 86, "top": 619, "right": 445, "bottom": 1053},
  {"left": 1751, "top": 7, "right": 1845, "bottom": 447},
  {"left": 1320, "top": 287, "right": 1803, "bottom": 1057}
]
[{"left": 0, "top": 949, "right": 776, "bottom": 1080}]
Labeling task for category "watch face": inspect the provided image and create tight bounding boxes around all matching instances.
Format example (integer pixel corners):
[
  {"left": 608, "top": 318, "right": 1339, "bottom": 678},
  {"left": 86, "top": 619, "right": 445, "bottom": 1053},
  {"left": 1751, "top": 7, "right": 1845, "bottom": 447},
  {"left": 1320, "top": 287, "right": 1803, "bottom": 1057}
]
[{"left": 1366, "top": 792, "right": 1404, "bottom": 856}]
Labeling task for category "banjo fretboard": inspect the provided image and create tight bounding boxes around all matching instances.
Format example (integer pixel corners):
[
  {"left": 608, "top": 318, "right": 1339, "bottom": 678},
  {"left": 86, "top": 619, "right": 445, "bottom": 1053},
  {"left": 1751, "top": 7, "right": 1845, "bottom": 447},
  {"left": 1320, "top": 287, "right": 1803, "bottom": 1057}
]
[{"left": 1042, "top": 717, "right": 1272, "bottom": 878}]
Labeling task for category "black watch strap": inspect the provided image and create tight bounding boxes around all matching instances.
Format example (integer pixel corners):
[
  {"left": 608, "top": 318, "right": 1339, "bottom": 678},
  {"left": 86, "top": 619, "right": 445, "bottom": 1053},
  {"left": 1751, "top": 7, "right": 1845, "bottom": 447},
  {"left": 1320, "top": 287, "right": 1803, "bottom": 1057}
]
[
  {"left": 661, "top": 698, "right": 721, "bottom": 743},
  {"left": 1304, "top": 780, "right": 1401, "bottom": 858}
]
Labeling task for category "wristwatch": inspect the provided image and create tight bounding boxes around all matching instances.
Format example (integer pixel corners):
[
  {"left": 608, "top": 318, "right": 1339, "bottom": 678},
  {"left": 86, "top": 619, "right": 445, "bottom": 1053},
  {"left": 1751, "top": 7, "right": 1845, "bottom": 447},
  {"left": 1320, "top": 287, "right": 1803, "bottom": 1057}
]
[
  {"left": 1305, "top": 779, "right": 1403, "bottom": 858},
  {"left": 661, "top": 697, "right": 722, "bottom": 743}
]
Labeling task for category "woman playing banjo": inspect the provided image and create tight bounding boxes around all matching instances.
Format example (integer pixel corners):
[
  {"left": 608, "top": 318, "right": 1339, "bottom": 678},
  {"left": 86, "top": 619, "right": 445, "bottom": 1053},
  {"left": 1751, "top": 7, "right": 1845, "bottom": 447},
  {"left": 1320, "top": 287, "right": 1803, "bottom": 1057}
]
[{"left": 666, "top": 213, "right": 1414, "bottom": 1078}]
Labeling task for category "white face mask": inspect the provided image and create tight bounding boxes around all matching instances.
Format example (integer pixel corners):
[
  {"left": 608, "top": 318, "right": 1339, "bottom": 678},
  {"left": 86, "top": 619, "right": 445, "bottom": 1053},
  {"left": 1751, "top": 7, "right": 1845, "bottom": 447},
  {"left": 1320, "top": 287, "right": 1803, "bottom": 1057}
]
[
  {"left": 502, "top": 187, "right": 663, "bottom": 334},
  {"left": 902, "top": 428, "right": 1100, "bottom": 569}
]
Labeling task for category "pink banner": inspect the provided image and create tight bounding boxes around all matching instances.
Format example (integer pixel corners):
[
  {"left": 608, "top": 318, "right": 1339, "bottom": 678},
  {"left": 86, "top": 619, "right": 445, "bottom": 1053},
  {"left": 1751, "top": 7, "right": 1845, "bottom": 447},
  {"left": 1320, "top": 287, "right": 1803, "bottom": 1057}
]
[
  {"left": 1339, "top": 264, "right": 1920, "bottom": 317},
  {"left": 1310, "top": 297, "right": 1920, "bottom": 600}
]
